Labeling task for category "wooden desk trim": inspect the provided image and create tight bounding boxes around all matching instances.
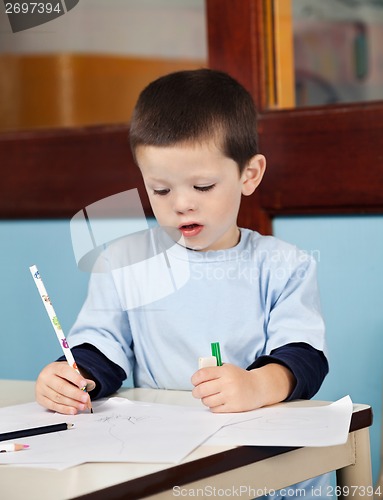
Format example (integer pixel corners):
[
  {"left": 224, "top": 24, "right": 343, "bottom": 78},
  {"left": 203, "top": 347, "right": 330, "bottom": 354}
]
[{"left": 73, "top": 406, "right": 373, "bottom": 500}]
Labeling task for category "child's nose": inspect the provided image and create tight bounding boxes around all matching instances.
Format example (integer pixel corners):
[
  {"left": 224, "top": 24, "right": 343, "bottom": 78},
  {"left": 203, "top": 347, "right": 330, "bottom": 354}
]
[{"left": 173, "top": 192, "right": 197, "bottom": 214}]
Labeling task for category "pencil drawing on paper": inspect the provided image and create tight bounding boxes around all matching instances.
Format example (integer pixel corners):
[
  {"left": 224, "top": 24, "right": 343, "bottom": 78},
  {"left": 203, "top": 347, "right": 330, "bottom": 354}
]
[
  {"left": 95, "top": 413, "right": 162, "bottom": 453},
  {"left": 96, "top": 414, "right": 160, "bottom": 425}
]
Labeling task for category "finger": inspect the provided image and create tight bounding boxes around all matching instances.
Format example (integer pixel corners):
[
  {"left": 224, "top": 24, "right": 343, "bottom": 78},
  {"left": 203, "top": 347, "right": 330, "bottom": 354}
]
[
  {"left": 209, "top": 403, "right": 228, "bottom": 413},
  {"left": 36, "top": 393, "right": 79, "bottom": 415},
  {"left": 47, "top": 373, "right": 87, "bottom": 400},
  {"left": 53, "top": 363, "right": 89, "bottom": 390},
  {"left": 35, "top": 383, "right": 80, "bottom": 415},
  {"left": 201, "top": 394, "right": 227, "bottom": 413},
  {"left": 81, "top": 385, "right": 94, "bottom": 412},
  {"left": 38, "top": 362, "right": 88, "bottom": 392},
  {"left": 37, "top": 369, "right": 90, "bottom": 407},
  {"left": 35, "top": 362, "right": 93, "bottom": 414},
  {"left": 191, "top": 366, "right": 221, "bottom": 387},
  {"left": 85, "top": 380, "right": 96, "bottom": 392},
  {"left": 192, "top": 377, "right": 221, "bottom": 400},
  {"left": 54, "top": 369, "right": 95, "bottom": 410},
  {"left": 40, "top": 383, "right": 90, "bottom": 414}
]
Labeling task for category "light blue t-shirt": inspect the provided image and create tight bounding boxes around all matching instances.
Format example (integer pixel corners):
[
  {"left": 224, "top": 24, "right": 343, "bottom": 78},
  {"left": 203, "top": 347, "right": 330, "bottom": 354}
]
[
  {"left": 68, "top": 227, "right": 332, "bottom": 499},
  {"left": 68, "top": 228, "right": 327, "bottom": 389}
]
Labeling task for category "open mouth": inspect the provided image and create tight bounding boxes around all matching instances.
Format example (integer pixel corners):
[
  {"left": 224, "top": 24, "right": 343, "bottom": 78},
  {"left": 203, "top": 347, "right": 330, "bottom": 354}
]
[{"left": 178, "top": 223, "right": 203, "bottom": 237}]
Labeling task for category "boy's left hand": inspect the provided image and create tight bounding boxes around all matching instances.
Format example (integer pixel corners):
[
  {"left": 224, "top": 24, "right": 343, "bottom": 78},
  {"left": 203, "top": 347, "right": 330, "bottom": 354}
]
[{"left": 191, "top": 363, "right": 295, "bottom": 413}]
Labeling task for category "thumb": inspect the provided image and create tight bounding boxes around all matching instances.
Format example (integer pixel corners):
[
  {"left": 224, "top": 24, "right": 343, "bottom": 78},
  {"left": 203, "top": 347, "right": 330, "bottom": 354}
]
[{"left": 85, "top": 380, "right": 96, "bottom": 392}]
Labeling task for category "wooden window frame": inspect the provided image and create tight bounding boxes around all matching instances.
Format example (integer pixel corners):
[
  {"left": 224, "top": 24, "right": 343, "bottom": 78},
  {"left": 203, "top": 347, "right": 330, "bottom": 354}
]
[{"left": 207, "top": 0, "right": 383, "bottom": 234}]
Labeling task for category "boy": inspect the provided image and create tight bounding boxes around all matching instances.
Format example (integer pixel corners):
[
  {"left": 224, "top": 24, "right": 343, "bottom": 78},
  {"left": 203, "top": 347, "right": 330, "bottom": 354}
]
[{"left": 36, "top": 69, "right": 330, "bottom": 497}]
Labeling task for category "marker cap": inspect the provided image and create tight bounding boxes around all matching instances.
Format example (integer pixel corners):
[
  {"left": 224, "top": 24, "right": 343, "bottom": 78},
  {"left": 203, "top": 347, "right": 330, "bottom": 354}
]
[{"left": 198, "top": 356, "right": 218, "bottom": 369}]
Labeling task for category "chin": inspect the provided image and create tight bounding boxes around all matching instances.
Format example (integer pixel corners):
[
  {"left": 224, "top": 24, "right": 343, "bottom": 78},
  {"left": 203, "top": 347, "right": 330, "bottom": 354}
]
[{"left": 181, "top": 237, "right": 210, "bottom": 251}]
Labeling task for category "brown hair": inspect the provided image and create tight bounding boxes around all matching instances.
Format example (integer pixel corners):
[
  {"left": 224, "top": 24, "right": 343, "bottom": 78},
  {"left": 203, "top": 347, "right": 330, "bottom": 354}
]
[{"left": 129, "top": 68, "right": 259, "bottom": 172}]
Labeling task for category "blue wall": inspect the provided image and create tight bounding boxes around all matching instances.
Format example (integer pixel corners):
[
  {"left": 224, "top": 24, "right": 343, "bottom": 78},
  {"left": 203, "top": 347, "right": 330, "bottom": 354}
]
[
  {"left": 0, "top": 216, "right": 382, "bottom": 483},
  {"left": 274, "top": 215, "right": 383, "bottom": 485},
  {"left": 0, "top": 220, "right": 89, "bottom": 380}
]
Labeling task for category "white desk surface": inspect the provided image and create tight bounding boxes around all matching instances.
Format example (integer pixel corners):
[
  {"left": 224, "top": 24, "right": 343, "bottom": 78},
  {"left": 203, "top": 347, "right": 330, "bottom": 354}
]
[{"left": 0, "top": 380, "right": 373, "bottom": 500}]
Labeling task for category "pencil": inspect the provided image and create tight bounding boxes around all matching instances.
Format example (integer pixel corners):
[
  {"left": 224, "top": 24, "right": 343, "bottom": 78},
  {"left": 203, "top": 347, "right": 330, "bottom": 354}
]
[
  {"left": 211, "top": 342, "right": 222, "bottom": 366},
  {"left": 0, "top": 423, "right": 74, "bottom": 442},
  {"left": 0, "top": 443, "right": 29, "bottom": 453},
  {"left": 29, "top": 265, "right": 93, "bottom": 413}
]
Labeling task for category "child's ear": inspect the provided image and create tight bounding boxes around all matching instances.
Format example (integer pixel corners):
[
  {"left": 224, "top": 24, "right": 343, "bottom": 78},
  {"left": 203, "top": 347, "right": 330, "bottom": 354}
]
[{"left": 241, "top": 154, "right": 266, "bottom": 196}]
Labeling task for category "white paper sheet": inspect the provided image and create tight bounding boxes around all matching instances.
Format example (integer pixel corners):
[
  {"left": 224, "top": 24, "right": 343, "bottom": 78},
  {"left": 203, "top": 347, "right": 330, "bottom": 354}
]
[
  {"left": 206, "top": 396, "right": 353, "bottom": 447},
  {"left": 0, "top": 396, "right": 353, "bottom": 470},
  {"left": 0, "top": 397, "right": 231, "bottom": 469}
]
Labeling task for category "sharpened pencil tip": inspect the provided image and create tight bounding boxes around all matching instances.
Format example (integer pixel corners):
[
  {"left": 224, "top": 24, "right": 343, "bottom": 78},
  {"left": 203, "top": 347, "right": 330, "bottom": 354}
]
[{"left": 88, "top": 399, "right": 93, "bottom": 413}]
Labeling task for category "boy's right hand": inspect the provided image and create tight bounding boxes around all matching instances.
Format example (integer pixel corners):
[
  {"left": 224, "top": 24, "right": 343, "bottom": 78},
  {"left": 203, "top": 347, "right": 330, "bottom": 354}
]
[{"left": 35, "top": 362, "right": 96, "bottom": 415}]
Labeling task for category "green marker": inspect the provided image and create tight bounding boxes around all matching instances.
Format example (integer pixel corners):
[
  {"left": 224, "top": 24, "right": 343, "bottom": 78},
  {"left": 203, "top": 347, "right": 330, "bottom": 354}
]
[{"left": 211, "top": 342, "right": 222, "bottom": 366}]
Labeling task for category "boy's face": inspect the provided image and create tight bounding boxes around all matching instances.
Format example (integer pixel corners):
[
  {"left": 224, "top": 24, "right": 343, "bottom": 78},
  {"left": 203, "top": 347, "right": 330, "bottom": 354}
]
[{"left": 136, "top": 141, "right": 265, "bottom": 251}]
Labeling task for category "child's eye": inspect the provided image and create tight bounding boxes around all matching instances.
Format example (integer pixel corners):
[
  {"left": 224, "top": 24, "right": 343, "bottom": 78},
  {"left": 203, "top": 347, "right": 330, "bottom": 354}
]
[
  {"left": 153, "top": 189, "right": 170, "bottom": 196},
  {"left": 194, "top": 184, "right": 215, "bottom": 192}
]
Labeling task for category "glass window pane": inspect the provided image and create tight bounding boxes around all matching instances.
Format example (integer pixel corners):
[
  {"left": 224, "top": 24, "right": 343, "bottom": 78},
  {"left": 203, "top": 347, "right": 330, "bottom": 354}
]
[
  {"left": 0, "top": 0, "right": 207, "bottom": 132},
  {"left": 293, "top": 0, "right": 383, "bottom": 107}
]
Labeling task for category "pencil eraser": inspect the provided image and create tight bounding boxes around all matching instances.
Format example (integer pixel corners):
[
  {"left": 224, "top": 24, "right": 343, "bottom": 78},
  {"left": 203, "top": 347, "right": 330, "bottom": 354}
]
[{"left": 198, "top": 356, "right": 217, "bottom": 369}]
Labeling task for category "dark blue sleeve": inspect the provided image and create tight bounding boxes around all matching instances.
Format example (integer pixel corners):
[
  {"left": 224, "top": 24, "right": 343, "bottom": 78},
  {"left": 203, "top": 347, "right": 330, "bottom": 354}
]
[
  {"left": 246, "top": 342, "right": 329, "bottom": 400},
  {"left": 57, "top": 343, "right": 127, "bottom": 399}
]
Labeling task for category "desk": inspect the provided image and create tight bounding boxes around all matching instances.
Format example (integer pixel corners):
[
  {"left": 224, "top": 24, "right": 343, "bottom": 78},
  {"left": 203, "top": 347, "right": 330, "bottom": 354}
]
[{"left": 0, "top": 380, "right": 373, "bottom": 500}]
